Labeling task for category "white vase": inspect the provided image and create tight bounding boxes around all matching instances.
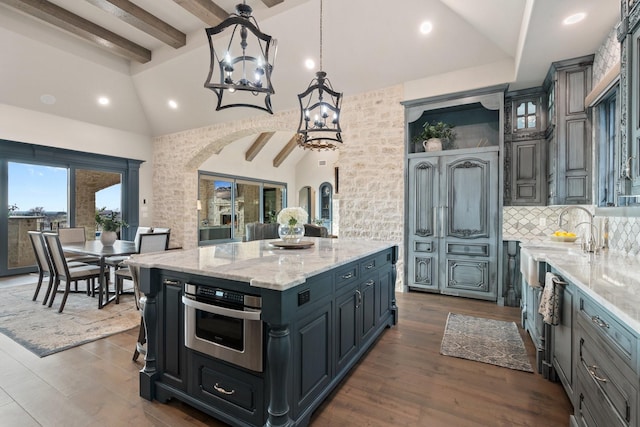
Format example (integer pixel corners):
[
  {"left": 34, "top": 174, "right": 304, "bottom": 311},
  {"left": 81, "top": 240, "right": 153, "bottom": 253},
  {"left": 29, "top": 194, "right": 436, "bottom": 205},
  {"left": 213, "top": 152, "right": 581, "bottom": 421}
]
[
  {"left": 100, "top": 231, "right": 117, "bottom": 246},
  {"left": 278, "top": 224, "right": 305, "bottom": 243},
  {"left": 423, "top": 138, "right": 442, "bottom": 152}
]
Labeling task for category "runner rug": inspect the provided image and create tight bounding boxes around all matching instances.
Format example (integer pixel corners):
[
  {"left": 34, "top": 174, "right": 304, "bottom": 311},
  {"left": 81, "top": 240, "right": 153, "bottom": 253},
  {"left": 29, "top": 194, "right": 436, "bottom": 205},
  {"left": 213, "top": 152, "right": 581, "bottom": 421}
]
[
  {"left": 440, "top": 312, "right": 533, "bottom": 373},
  {"left": 0, "top": 283, "right": 138, "bottom": 357}
]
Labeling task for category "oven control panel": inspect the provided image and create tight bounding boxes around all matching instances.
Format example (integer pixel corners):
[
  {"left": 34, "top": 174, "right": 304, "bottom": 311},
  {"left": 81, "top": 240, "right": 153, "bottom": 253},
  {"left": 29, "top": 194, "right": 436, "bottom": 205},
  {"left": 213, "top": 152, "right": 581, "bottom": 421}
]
[
  {"left": 185, "top": 283, "right": 261, "bottom": 309},
  {"left": 195, "top": 286, "right": 243, "bottom": 304}
]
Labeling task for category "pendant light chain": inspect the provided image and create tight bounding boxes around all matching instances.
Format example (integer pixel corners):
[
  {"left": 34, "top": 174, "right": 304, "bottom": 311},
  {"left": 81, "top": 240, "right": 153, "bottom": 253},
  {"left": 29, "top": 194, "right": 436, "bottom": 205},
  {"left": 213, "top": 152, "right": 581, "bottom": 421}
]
[{"left": 319, "top": 0, "right": 323, "bottom": 71}]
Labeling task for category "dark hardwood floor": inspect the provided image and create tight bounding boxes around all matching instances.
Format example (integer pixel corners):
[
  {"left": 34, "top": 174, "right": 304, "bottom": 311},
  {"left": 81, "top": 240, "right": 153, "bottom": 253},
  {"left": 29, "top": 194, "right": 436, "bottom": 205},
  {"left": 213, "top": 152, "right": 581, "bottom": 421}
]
[{"left": 0, "top": 290, "right": 571, "bottom": 426}]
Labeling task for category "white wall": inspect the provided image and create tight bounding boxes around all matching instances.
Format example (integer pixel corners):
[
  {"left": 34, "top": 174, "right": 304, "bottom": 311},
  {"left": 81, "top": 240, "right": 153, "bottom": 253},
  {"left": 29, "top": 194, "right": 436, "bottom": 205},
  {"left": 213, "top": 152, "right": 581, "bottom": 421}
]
[
  {"left": 294, "top": 150, "right": 339, "bottom": 220},
  {"left": 0, "top": 103, "right": 154, "bottom": 223}
]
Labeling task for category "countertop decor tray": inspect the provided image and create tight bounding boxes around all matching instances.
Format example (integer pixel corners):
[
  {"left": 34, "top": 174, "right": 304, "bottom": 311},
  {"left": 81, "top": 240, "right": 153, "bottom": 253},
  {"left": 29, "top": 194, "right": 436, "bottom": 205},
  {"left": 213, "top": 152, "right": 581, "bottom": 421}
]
[{"left": 269, "top": 240, "right": 315, "bottom": 249}]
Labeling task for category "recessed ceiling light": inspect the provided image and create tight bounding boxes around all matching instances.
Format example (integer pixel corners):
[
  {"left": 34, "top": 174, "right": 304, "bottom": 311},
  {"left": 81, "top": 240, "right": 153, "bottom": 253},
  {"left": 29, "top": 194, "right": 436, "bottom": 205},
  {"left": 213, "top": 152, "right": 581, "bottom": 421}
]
[
  {"left": 98, "top": 96, "right": 110, "bottom": 106},
  {"left": 40, "top": 94, "right": 56, "bottom": 105},
  {"left": 168, "top": 99, "right": 178, "bottom": 109},
  {"left": 305, "top": 58, "right": 315, "bottom": 70},
  {"left": 563, "top": 12, "right": 586, "bottom": 25},
  {"left": 420, "top": 21, "right": 433, "bottom": 35}
]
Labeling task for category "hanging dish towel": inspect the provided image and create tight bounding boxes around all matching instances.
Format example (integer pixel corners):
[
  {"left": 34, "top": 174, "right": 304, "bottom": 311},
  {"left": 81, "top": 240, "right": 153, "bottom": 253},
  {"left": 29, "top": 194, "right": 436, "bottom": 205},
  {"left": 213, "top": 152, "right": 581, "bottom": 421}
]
[{"left": 538, "top": 272, "right": 563, "bottom": 326}]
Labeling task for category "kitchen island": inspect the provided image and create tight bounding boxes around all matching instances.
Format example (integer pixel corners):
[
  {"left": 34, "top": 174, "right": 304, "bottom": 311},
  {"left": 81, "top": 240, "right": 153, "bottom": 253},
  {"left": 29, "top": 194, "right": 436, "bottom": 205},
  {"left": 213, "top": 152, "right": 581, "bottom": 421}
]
[{"left": 127, "top": 237, "right": 398, "bottom": 427}]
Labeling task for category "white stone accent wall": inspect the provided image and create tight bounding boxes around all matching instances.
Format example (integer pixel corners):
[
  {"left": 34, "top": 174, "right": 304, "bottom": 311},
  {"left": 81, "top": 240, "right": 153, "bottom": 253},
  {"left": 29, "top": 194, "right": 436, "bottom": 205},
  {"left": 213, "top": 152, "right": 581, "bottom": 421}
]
[
  {"left": 336, "top": 86, "right": 405, "bottom": 282},
  {"left": 151, "top": 85, "right": 406, "bottom": 288}
]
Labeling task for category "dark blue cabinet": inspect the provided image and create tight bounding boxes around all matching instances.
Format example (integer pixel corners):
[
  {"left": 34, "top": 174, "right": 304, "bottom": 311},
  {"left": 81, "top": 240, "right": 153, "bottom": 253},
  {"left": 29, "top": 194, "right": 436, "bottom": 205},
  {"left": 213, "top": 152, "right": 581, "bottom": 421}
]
[{"left": 139, "top": 246, "right": 397, "bottom": 427}]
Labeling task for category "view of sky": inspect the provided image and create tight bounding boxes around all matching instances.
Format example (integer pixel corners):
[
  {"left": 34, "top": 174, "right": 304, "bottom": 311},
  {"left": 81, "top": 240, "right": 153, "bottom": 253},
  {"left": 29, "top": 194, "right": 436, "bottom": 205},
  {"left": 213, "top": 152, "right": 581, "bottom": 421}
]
[{"left": 8, "top": 162, "right": 121, "bottom": 212}]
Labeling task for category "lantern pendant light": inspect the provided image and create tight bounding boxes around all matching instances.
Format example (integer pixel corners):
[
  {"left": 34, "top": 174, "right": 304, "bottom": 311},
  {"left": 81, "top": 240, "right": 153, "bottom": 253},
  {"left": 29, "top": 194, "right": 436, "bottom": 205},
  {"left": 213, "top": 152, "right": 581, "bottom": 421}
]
[
  {"left": 296, "top": 0, "right": 343, "bottom": 150},
  {"left": 204, "top": 2, "right": 277, "bottom": 113}
]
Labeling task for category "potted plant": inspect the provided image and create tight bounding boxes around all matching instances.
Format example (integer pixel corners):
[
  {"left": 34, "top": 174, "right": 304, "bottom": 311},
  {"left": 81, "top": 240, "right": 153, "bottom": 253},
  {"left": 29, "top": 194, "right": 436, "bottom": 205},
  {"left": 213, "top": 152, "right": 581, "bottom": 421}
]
[
  {"left": 95, "top": 207, "right": 128, "bottom": 246},
  {"left": 413, "top": 121, "right": 456, "bottom": 151}
]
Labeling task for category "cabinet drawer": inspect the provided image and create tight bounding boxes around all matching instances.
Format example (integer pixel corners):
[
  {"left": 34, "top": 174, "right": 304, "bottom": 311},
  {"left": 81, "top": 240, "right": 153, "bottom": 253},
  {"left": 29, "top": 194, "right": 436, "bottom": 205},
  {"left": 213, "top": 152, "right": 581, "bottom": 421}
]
[
  {"left": 334, "top": 263, "right": 358, "bottom": 289},
  {"left": 359, "top": 251, "right": 391, "bottom": 276},
  {"left": 577, "top": 326, "right": 637, "bottom": 427},
  {"left": 577, "top": 387, "right": 623, "bottom": 427},
  {"left": 578, "top": 293, "right": 637, "bottom": 371},
  {"left": 190, "top": 353, "right": 264, "bottom": 425}
]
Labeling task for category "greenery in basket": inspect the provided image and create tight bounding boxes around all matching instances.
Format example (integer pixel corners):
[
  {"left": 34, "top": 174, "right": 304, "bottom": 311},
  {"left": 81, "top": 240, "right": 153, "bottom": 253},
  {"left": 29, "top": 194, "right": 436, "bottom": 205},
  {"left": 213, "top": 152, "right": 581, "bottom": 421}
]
[
  {"left": 413, "top": 121, "right": 456, "bottom": 149},
  {"left": 95, "top": 207, "right": 128, "bottom": 232}
]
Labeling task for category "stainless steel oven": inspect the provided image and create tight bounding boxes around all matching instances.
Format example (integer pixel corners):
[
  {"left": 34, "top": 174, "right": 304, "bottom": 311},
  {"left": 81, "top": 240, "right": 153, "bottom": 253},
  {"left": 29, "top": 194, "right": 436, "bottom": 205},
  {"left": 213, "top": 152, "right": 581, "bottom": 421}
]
[{"left": 182, "top": 283, "right": 263, "bottom": 372}]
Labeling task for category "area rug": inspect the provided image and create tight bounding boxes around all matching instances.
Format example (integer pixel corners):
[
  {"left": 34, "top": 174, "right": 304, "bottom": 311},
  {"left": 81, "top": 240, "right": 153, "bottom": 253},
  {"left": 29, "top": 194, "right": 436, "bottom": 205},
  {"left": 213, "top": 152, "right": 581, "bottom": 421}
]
[
  {"left": 0, "top": 283, "right": 139, "bottom": 357},
  {"left": 440, "top": 313, "right": 533, "bottom": 373}
]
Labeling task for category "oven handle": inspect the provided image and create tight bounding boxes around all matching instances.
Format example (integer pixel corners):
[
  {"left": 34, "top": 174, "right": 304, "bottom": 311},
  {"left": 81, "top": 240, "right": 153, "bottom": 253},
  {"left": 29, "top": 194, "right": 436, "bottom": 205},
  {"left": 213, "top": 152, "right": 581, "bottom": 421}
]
[{"left": 182, "top": 296, "right": 261, "bottom": 321}]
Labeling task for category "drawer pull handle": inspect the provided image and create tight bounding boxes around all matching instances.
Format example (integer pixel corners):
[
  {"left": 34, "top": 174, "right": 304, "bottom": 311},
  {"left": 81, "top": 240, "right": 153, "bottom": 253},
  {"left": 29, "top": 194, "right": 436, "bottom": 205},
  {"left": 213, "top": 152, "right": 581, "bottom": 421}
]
[
  {"left": 591, "top": 315, "right": 610, "bottom": 329},
  {"left": 363, "top": 280, "right": 375, "bottom": 287},
  {"left": 213, "top": 383, "right": 235, "bottom": 395},
  {"left": 341, "top": 272, "right": 353, "bottom": 280},
  {"left": 365, "top": 263, "right": 374, "bottom": 269},
  {"left": 587, "top": 365, "right": 608, "bottom": 383}
]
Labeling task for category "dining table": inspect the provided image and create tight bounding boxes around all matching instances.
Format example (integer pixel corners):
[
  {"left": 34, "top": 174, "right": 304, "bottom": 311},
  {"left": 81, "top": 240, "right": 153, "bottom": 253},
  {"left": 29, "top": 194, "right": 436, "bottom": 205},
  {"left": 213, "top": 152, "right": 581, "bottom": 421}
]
[{"left": 61, "top": 239, "right": 137, "bottom": 309}]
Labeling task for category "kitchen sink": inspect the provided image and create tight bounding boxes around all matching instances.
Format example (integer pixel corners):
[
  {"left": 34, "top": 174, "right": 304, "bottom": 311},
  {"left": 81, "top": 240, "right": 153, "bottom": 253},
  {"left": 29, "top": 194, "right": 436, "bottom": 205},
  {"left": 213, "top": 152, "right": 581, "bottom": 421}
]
[{"left": 520, "top": 244, "right": 588, "bottom": 287}]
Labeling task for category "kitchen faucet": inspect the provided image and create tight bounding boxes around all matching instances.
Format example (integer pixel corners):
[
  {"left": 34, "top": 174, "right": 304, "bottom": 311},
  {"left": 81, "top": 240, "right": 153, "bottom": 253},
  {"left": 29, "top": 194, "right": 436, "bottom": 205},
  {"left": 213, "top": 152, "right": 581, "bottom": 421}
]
[{"left": 557, "top": 206, "right": 598, "bottom": 253}]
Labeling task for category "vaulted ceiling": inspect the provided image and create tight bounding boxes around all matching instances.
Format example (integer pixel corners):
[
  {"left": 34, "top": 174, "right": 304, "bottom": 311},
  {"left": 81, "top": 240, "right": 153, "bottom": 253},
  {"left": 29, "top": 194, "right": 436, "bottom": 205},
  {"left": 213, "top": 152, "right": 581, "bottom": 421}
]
[{"left": 0, "top": 0, "right": 620, "bottom": 140}]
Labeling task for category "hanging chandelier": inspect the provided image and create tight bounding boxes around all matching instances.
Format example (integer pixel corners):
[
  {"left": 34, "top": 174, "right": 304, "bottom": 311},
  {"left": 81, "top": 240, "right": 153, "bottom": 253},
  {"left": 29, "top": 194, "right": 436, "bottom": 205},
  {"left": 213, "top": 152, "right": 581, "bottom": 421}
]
[
  {"left": 296, "top": 0, "right": 343, "bottom": 150},
  {"left": 204, "top": 2, "right": 277, "bottom": 113}
]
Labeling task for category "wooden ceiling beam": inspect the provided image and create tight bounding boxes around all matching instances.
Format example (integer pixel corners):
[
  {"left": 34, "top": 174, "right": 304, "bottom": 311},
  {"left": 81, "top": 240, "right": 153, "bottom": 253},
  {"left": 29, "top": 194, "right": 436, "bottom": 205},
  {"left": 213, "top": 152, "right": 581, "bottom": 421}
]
[
  {"left": 172, "top": 0, "right": 228, "bottom": 27},
  {"left": 0, "top": 0, "right": 151, "bottom": 63},
  {"left": 245, "top": 132, "right": 275, "bottom": 162},
  {"left": 273, "top": 135, "right": 298, "bottom": 168},
  {"left": 261, "top": 0, "right": 284, "bottom": 7},
  {"left": 86, "top": 0, "right": 186, "bottom": 48}
]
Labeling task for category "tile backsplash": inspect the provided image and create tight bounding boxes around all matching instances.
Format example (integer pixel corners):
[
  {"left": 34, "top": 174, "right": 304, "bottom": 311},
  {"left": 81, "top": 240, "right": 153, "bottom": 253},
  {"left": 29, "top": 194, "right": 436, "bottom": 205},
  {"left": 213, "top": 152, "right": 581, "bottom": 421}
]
[
  {"left": 503, "top": 206, "right": 640, "bottom": 256},
  {"left": 607, "top": 216, "right": 640, "bottom": 256}
]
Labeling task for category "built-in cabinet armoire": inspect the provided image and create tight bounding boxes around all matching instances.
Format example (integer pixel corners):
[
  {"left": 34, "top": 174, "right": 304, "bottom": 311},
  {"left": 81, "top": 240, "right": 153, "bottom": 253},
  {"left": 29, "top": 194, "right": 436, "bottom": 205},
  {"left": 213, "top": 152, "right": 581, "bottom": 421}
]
[{"left": 402, "top": 86, "right": 506, "bottom": 304}]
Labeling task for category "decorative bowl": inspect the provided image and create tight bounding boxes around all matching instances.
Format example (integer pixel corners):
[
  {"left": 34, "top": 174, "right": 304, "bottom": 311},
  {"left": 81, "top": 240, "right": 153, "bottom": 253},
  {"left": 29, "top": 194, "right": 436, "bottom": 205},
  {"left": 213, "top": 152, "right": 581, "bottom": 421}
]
[{"left": 550, "top": 235, "right": 578, "bottom": 243}]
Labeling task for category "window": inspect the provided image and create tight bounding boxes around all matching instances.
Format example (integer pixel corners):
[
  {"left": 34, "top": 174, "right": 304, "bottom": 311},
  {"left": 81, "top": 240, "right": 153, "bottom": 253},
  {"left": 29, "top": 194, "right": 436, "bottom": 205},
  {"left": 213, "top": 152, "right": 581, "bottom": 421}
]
[
  {"left": 1, "top": 139, "right": 142, "bottom": 276},
  {"left": 198, "top": 172, "right": 286, "bottom": 244},
  {"left": 595, "top": 88, "right": 618, "bottom": 207}
]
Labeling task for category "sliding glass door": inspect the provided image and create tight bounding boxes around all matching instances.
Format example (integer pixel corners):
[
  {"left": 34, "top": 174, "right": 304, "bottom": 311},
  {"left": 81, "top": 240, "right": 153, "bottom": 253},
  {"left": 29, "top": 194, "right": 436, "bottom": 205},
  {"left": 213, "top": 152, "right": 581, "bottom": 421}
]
[
  {"left": 7, "top": 162, "right": 68, "bottom": 270},
  {"left": 0, "top": 139, "right": 142, "bottom": 277},
  {"left": 198, "top": 172, "right": 286, "bottom": 245},
  {"left": 75, "top": 168, "right": 122, "bottom": 240}
]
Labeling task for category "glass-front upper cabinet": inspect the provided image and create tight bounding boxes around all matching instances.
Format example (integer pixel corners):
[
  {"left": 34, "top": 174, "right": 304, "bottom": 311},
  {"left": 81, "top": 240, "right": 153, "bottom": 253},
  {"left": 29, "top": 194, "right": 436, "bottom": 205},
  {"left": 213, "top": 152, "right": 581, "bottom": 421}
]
[
  {"left": 506, "top": 89, "right": 545, "bottom": 136},
  {"left": 319, "top": 182, "right": 332, "bottom": 232}
]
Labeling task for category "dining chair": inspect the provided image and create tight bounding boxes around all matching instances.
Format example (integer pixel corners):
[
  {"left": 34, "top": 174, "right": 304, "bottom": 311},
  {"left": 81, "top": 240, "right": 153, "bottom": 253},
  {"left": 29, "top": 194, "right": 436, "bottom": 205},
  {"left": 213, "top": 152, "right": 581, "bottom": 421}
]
[
  {"left": 43, "top": 232, "right": 106, "bottom": 313},
  {"left": 28, "top": 230, "right": 53, "bottom": 302},
  {"left": 58, "top": 227, "right": 100, "bottom": 264},
  {"left": 245, "top": 222, "right": 279, "bottom": 241},
  {"left": 128, "top": 263, "right": 146, "bottom": 362},
  {"left": 28, "top": 231, "right": 87, "bottom": 304},
  {"left": 303, "top": 224, "right": 329, "bottom": 238},
  {"left": 105, "top": 226, "right": 151, "bottom": 269},
  {"left": 114, "top": 232, "right": 170, "bottom": 303}
]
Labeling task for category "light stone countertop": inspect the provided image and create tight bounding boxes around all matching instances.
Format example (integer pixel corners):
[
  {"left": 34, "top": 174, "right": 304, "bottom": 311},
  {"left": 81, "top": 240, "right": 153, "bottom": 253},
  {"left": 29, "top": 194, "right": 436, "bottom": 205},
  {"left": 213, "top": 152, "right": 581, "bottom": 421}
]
[
  {"left": 519, "top": 242, "right": 640, "bottom": 335},
  {"left": 127, "top": 237, "right": 397, "bottom": 291}
]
